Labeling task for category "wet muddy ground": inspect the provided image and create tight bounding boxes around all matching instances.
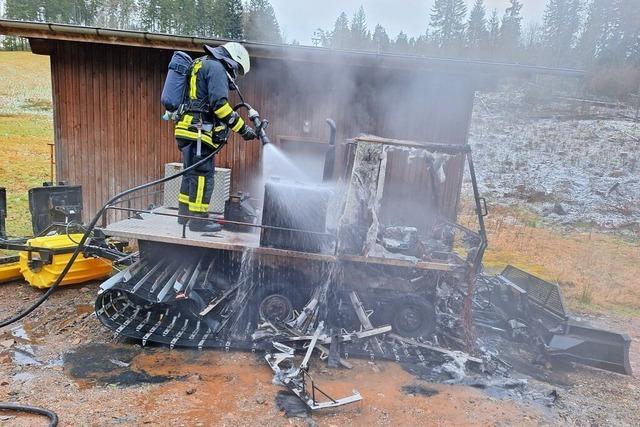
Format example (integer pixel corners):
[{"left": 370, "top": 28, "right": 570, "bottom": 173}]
[{"left": 1, "top": 280, "right": 639, "bottom": 426}]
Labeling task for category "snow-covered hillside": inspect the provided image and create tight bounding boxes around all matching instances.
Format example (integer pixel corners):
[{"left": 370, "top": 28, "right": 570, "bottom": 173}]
[{"left": 468, "top": 89, "right": 639, "bottom": 235}]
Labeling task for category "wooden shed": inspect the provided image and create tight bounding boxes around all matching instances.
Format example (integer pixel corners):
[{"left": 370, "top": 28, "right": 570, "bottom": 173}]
[{"left": 0, "top": 20, "right": 583, "bottom": 226}]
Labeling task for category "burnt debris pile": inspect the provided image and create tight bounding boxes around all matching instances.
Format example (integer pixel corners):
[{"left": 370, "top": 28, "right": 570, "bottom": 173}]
[{"left": 95, "top": 136, "right": 631, "bottom": 411}]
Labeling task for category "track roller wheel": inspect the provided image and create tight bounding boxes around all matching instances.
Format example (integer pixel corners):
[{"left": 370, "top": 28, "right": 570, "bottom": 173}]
[
  {"left": 256, "top": 284, "right": 305, "bottom": 324},
  {"left": 391, "top": 296, "right": 436, "bottom": 338},
  {"left": 259, "top": 293, "right": 294, "bottom": 323}
]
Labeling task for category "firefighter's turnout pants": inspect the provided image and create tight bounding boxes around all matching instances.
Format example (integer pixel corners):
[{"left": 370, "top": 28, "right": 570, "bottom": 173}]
[{"left": 177, "top": 138, "right": 216, "bottom": 215}]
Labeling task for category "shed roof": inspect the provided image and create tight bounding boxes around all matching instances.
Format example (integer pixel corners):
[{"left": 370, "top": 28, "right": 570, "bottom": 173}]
[{"left": 0, "top": 19, "right": 585, "bottom": 78}]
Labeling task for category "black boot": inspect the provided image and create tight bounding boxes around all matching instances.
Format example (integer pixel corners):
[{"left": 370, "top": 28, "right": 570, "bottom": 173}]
[
  {"left": 177, "top": 202, "right": 189, "bottom": 225},
  {"left": 188, "top": 214, "right": 222, "bottom": 233}
]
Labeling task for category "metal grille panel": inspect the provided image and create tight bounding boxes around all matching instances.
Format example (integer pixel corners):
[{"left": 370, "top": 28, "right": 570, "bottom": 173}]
[
  {"left": 163, "top": 163, "right": 231, "bottom": 214},
  {"left": 501, "top": 265, "right": 566, "bottom": 318}
]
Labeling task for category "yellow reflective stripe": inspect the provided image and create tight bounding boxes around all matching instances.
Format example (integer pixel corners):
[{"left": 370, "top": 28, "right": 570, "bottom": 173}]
[
  {"left": 177, "top": 114, "right": 194, "bottom": 128},
  {"left": 196, "top": 176, "right": 205, "bottom": 206},
  {"left": 188, "top": 202, "right": 209, "bottom": 213},
  {"left": 231, "top": 117, "right": 244, "bottom": 132},
  {"left": 189, "top": 60, "right": 203, "bottom": 100},
  {"left": 190, "top": 176, "right": 209, "bottom": 212},
  {"left": 178, "top": 193, "right": 190, "bottom": 204},
  {"left": 214, "top": 103, "right": 233, "bottom": 119},
  {"left": 174, "top": 128, "right": 215, "bottom": 145}
]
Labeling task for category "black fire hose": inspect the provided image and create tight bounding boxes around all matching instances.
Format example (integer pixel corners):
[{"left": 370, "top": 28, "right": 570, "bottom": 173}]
[
  {"left": 0, "top": 403, "right": 58, "bottom": 426},
  {"left": 0, "top": 145, "right": 223, "bottom": 329}
]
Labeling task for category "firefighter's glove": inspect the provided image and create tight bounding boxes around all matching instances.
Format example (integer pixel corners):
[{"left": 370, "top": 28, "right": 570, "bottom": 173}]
[{"left": 240, "top": 126, "right": 257, "bottom": 141}]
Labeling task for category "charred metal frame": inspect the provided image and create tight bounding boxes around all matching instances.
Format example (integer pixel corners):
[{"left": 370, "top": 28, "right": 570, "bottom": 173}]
[{"left": 99, "top": 141, "right": 488, "bottom": 270}]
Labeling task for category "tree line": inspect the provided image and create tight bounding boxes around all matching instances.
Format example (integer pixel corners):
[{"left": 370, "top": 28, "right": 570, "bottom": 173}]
[
  {"left": 2, "top": 0, "right": 639, "bottom": 98},
  {"left": 314, "top": 1, "right": 640, "bottom": 69},
  {"left": 2, "top": 0, "right": 282, "bottom": 49},
  {"left": 3, "top": 0, "right": 638, "bottom": 68}
]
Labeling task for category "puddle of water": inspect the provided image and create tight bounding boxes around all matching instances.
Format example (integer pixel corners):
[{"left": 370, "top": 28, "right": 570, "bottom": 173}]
[
  {"left": 10, "top": 325, "right": 41, "bottom": 366},
  {"left": 3, "top": 322, "right": 45, "bottom": 344},
  {"left": 12, "top": 347, "right": 40, "bottom": 366},
  {"left": 11, "top": 325, "right": 31, "bottom": 341}
]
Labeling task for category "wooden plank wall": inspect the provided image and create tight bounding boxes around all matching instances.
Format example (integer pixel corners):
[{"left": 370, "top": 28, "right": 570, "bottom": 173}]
[{"left": 48, "top": 40, "right": 475, "bottom": 224}]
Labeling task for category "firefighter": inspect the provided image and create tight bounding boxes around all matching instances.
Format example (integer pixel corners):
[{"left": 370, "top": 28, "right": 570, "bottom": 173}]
[{"left": 176, "top": 42, "right": 257, "bottom": 232}]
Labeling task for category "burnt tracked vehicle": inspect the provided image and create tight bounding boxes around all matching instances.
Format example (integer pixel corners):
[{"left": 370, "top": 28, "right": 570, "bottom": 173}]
[
  {"left": 96, "top": 134, "right": 487, "bottom": 363},
  {"left": 95, "top": 132, "right": 631, "bottom": 378}
]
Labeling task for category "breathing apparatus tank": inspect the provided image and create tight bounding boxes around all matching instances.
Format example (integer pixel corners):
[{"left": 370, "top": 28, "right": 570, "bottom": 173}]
[{"left": 160, "top": 51, "right": 193, "bottom": 118}]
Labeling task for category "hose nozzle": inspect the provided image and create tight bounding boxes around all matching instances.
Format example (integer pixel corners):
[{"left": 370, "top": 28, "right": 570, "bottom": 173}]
[
  {"left": 235, "top": 103, "right": 271, "bottom": 146},
  {"left": 248, "top": 108, "right": 271, "bottom": 146}
]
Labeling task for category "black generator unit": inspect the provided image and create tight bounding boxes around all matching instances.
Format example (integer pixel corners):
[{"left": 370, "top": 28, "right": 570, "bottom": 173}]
[
  {"left": 260, "top": 180, "right": 331, "bottom": 253},
  {"left": 28, "top": 184, "right": 83, "bottom": 235},
  {"left": 223, "top": 192, "right": 257, "bottom": 232},
  {"left": 0, "top": 188, "right": 6, "bottom": 239}
]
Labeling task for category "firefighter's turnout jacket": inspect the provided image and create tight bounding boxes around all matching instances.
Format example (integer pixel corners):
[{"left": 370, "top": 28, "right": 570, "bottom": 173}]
[
  {"left": 175, "top": 55, "right": 248, "bottom": 215},
  {"left": 175, "top": 56, "right": 249, "bottom": 147}
]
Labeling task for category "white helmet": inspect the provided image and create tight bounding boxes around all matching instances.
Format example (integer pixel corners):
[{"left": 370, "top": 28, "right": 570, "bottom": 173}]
[{"left": 221, "top": 42, "right": 251, "bottom": 76}]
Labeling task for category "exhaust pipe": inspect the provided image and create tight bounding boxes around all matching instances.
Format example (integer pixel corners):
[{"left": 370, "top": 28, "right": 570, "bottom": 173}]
[{"left": 323, "top": 119, "right": 337, "bottom": 182}]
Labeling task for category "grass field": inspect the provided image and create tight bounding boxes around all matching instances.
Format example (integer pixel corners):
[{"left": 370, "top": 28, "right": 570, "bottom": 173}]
[
  {"left": 0, "top": 51, "right": 54, "bottom": 237},
  {"left": 0, "top": 51, "right": 637, "bottom": 315},
  {"left": 463, "top": 205, "right": 640, "bottom": 316}
]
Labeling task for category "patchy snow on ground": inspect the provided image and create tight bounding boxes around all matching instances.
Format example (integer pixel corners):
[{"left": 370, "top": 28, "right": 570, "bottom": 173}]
[{"left": 468, "top": 89, "right": 639, "bottom": 234}]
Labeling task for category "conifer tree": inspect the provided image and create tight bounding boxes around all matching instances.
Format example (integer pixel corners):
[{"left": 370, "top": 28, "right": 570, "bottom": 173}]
[
  {"left": 3, "top": 0, "right": 41, "bottom": 49},
  {"left": 94, "top": 0, "right": 136, "bottom": 30},
  {"left": 213, "top": 0, "right": 244, "bottom": 39},
  {"left": 245, "top": 0, "right": 282, "bottom": 43},
  {"left": 429, "top": 0, "right": 467, "bottom": 50},
  {"left": 395, "top": 31, "right": 410, "bottom": 53},
  {"left": 466, "top": 0, "right": 488, "bottom": 51},
  {"left": 193, "top": 0, "right": 217, "bottom": 37},
  {"left": 330, "top": 12, "right": 350, "bottom": 49},
  {"left": 488, "top": 8, "right": 500, "bottom": 43},
  {"left": 618, "top": 0, "right": 640, "bottom": 63},
  {"left": 4, "top": 0, "right": 40, "bottom": 21},
  {"left": 372, "top": 24, "right": 391, "bottom": 52},
  {"left": 414, "top": 33, "right": 431, "bottom": 55},
  {"left": 80, "top": 0, "right": 101, "bottom": 25},
  {"left": 595, "top": 0, "right": 623, "bottom": 63},
  {"left": 579, "top": 0, "right": 606, "bottom": 63},
  {"left": 499, "top": 0, "right": 523, "bottom": 56},
  {"left": 542, "top": 0, "right": 582, "bottom": 64},
  {"left": 349, "top": 5, "right": 370, "bottom": 50},
  {"left": 140, "top": 0, "right": 162, "bottom": 32}
]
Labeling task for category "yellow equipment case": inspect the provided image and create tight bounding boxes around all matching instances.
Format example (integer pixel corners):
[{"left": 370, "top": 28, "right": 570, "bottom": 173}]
[
  {"left": 0, "top": 256, "right": 22, "bottom": 283},
  {"left": 19, "top": 234, "right": 112, "bottom": 289}
]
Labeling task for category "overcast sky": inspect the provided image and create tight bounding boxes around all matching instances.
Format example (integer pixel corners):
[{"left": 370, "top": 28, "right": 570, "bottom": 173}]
[{"left": 269, "top": 0, "right": 547, "bottom": 44}]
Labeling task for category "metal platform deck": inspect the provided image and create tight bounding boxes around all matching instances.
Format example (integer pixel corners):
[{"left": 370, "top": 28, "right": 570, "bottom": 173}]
[{"left": 102, "top": 208, "right": 463, "bottom": 272}]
